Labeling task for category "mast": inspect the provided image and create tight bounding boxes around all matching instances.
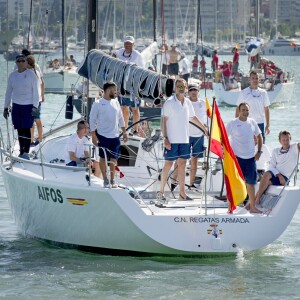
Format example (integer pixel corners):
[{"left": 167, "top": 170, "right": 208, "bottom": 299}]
[
  {"left": 255, "top": 0, "right": 259, "bottom": 37},
  {"left": 153, "top": 0, "right": 157, "bottom": 41},
  {"left": 27, "top": 0, "right": 33, "bottom": 48},
  {"left": 196, "top": 0, "right": 200, "bottom": 44},
  {"left": 86, "top": 0, "right": 97, "bottom": 120},
  {"left": 62, "top": 0, "right": 66, "bottom": 66}
]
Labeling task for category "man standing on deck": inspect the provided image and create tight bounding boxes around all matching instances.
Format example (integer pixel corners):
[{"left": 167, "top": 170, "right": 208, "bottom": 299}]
[
  {"left": 211, "top": 50, "right": 219, "bottom": 75},
  {"left": 227, "top": 102, "right": 263, "bottom": 213},
  {"left": 168, "top": 44, "right": 183, "bottom": 77},
  {"left": 232, "top": 47, "right": 240, "bottom": 80},
  {"left": 180, "top": 53, "right": 190, "bottom": 82},
  {"left": 156, "top": 78, "right": 208, "bottom": 206},
  {"left": 90, "top": 82, "right": 128, "bottom": 188},
  {"left": 116, "top": 36, "right": 144, "bottom": 135},
  {"left": 3, "top": 54, "right": 40, "bottom": 160},
  {"left": 235, "top": 70, "right": 270, "bottom": 143},
  {"left": 187, "top": 84, "right": 207, "bottom": 189}
]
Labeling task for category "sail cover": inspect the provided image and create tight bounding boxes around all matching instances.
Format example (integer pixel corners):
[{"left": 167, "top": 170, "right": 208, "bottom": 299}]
[{"left": 77, "top": 49, "right": 174, "bottom": 101}]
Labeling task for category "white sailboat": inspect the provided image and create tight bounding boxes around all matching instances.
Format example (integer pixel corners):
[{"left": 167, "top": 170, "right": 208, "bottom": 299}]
[
  {"left": 213, "top": 77, "right": 295, "bottom": 107},
  {"left": 1, "top": 0, "right": 299, "bottom": 256},
  {"left": 213, "top": 1, "right": 295, "bottom": 106},
  {"left": 43, "top": 0, "right": 82, "bottom": 94}
]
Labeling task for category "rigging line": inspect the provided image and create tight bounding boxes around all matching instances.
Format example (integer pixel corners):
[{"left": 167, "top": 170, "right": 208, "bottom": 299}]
[
  {"left": 27, "top": 0, "right": 33, "bottom": 48},
  {"left": 197, "top": 0, "right": 207, "bottom": 98}
]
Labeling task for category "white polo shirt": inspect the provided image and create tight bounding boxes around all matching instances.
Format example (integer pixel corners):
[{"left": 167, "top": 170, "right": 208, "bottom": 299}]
[
  {"left": 269, "top": 143, "right": 299, "bottom": 178},
  {"left": 89, "top": 98, "right": 125, "bottom": 138},
  {"left": 189, "top": 98, "right": 207, "bottom": 137},
  {"left": 226, "top": 117, "right": 261, "bottom": 159},
  {"left": 236, "top": 87, "right": 270, "bottom": 124},
  {"left": 163, "top": 95, "right": 195, "bottom": 144},
  {"left": 116, "top": 48, "right": 145, "bottom": 68},
  {"left": 65, "top": 133, "right": 89, "bottom": 164}
]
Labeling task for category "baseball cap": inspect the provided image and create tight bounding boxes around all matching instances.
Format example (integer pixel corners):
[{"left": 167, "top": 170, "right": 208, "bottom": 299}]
[
  {"left": 188, "top": 84, "right": 199, "bottom": 91},
  {"left": 123, "top": 36, "right": 135, "bottom": 43},
  {"left": 15, "top": 54, "right": 26, "bottom": 61}
]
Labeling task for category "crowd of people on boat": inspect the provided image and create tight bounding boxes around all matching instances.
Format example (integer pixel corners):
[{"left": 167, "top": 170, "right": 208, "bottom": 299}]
[
  {"left": 211, "top": 46, "right": 289, "bottom": 92},
  {"left": 48, "top": 54, "right": 77, "bottom": 70},
  {"left": 3, "top": 38, "right": 299, "bottom": 214}
]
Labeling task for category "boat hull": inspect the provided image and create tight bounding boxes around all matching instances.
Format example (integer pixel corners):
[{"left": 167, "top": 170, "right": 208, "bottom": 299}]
[
  {"left": 213, "top": 81, "right": 294, "bottom": 106},
  {"left": 44, "top": 71, "right": 80, "bottom": 94},
  {"left": 2, "top": 163, "right": 299, "bottom": 256}
]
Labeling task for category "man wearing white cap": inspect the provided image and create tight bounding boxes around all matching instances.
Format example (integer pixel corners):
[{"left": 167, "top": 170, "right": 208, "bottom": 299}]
[{"left": 116, "top": 36, "right": 145, "bottom": 135}]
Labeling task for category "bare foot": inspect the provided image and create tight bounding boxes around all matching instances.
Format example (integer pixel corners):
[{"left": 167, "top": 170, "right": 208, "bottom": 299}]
[
  {"left": 255, "top": 194, "right": 261, "bottom": 205},
  {"left": 244, "top": 203, "right": 250, "bottom": 210},
  {"left": 250, "top": 207, "right": 262, "bottom": 214}
]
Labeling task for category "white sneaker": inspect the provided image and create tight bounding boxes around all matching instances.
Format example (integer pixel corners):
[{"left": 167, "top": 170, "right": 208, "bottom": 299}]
[{"left": 155, "top": 191, "right": 168, "bottom": 207}]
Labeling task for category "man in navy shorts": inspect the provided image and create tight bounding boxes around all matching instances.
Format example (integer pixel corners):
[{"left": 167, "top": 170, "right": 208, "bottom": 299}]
[
  {"left": 90, "top": 82, "right": 128, "bottom": 188},
  {"left": 255, "top": 130, "right": 300, "bottom": 204},
  {"left": 226, "top": 102, "right": 263, "bottom": 213},
  {"left": 157, "top": 78, "right": 208, "bottom": 206}
]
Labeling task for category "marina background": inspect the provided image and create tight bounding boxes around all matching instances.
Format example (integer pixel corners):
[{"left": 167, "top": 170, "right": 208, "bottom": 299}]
[{"left": 0, "top": 54, "right": 300, "bottom": 299}]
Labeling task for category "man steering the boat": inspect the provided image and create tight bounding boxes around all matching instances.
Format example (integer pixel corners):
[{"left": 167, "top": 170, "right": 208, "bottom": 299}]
[
  {"left": 235, "top": 70, "right": 270, "bottom": 143},
  {"left": 89, "top": 82, "right": 128, "bottom": 189},
  {"left": 156, "top": 78, "right": 208, "bottom": 206},
  {"left": 255, "top": 130, "right": 300, "bottom": 205},
  {"left": 116, "top": 36, "right": 144, "bottom": 135},
  {"left": 227, "top": 102, "right": 263, "bottom": 213}
]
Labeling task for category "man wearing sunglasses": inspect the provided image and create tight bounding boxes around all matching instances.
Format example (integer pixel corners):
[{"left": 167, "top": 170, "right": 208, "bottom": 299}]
[
  {"left": 156, "top": 78, "right": 208, "bottom": 206},
  {"left": 3, "top": 54, "right": 39, "bottom": 160}
]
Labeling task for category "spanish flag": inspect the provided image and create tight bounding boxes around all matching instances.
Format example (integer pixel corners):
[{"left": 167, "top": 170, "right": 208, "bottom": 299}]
[
  {"left": 210, "top": 101, "right": 247, "bottom": 212},
  {"left": 205, "top": 97, "right": 212, "bottom": 118}
]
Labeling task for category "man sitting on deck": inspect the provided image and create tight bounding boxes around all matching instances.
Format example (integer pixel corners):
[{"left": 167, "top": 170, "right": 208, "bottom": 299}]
[
  {"left": 255, "top": 130, "right": 300, "bottom": 205},
  {"left": 65, "top": 120, "right": 90, "bottom": 166}
]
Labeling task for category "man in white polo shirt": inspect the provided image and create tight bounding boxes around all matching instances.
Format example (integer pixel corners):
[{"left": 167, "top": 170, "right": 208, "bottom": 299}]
[
  {"left": 90, "top": 82, "right": 128, "bottom": 188},
  {"left": 236, "top": 70, "right": 270, "bottom": 143},
  {"left": 156, "top": 78, "right": 208, "bottom": 206}
]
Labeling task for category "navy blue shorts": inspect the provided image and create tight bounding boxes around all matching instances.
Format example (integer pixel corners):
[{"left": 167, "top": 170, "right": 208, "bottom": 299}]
[
  {"left": 96, "top": 133, "right": 120, "bottom": 160},
  {"left": 34, "top": 102, "right": 42, "bottom": 120},
  {"left": 258, "top": 123, "right": 265, "bottom": 144},
  {"left": 236, "top": 156, "right": 257, "bottom": 185},
  {"left": 189, "top": 136, "right": 205, "bottom": 158},
  {"left": 118, "top": 96, "right": 141, "bottom": 108},
  {"left": 164, "top": 143, "right": 190, "bottom": 161},
  {"left": 267, "top": 171, "right": 288, "bottom": 185},
  {"left": 12, "top": 103, "right": 34, "bottom": 129}
]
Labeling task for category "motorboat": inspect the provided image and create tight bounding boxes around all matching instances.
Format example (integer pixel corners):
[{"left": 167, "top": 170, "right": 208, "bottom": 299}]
[{"left": 263, "top": 37, "right": 300, "bottom": 56}]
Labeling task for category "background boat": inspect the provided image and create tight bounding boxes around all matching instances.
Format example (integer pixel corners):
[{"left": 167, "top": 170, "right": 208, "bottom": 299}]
[{"left": 263, "top": 37, "right": 300, "bottom": 56}]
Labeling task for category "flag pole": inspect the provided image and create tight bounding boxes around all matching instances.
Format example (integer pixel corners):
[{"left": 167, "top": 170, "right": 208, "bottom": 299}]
[{"left": 204, "top": 97, "right": 216, "bottom": 215}]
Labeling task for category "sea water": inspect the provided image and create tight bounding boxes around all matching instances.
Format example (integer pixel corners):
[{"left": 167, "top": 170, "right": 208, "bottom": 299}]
[{"left": 0, "top": 55, "right": 300, "bottom": 299}]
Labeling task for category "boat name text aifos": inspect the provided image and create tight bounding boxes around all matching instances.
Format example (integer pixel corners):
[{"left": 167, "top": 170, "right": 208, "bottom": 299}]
[{"left": 38, "top": 186, "right": 63, "bottom": 203}]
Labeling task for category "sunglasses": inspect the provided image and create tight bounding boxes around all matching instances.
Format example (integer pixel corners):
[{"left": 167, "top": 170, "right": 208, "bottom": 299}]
[
  {"left": 17, "top": 60, "right": 26, "bottom": 63},
  {"left": 176, "top": 85, "right": 186, "bottom": 89}
]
